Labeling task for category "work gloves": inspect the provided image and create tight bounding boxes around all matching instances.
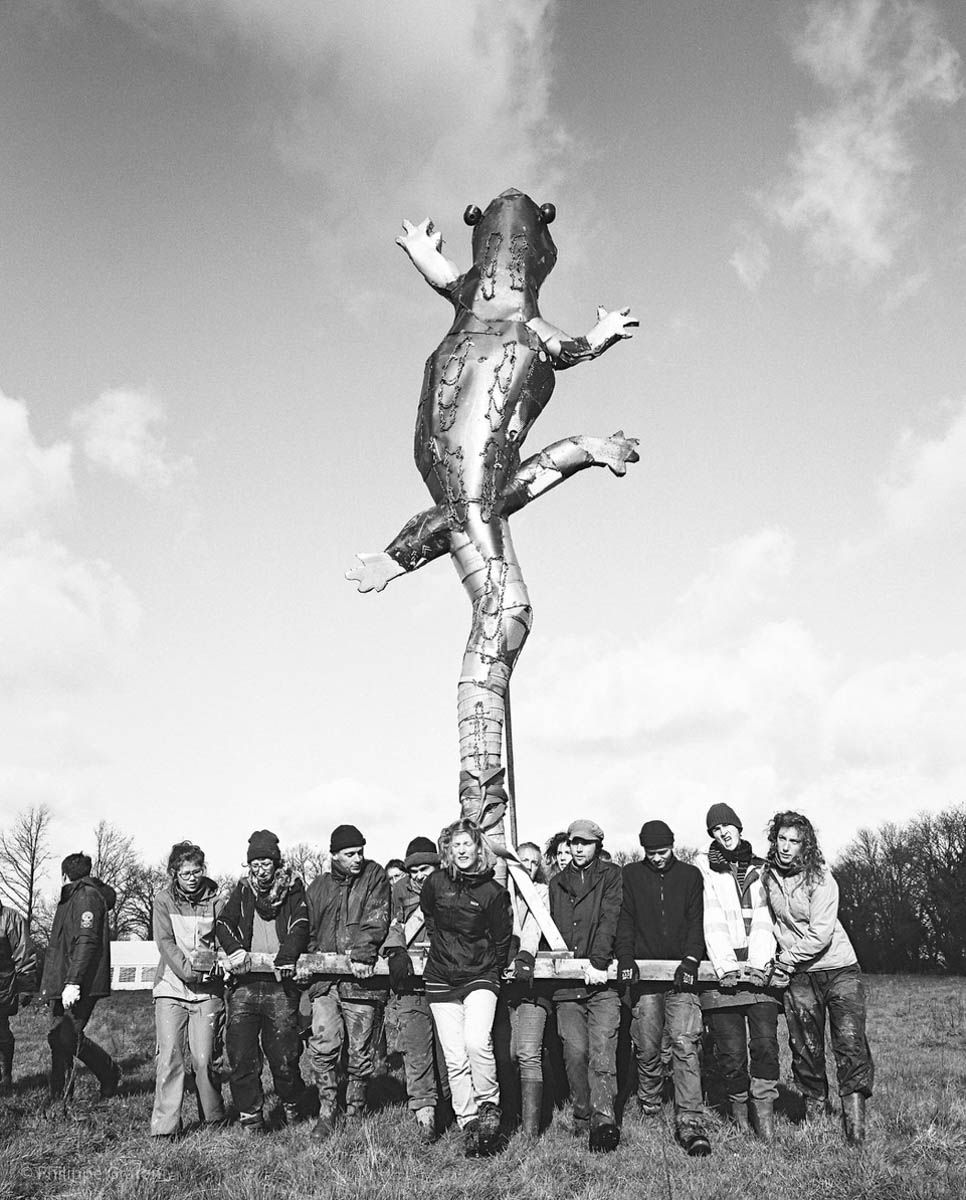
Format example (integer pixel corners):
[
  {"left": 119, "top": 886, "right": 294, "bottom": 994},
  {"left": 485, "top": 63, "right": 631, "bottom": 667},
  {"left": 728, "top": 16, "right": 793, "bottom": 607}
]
[
  {"left": 616, "top": 958, "right": 640, "bottom": 990},
  {"left": 673, "top": 956, "right": 699, "bottom": 990},
  {"left": 387, "top": 948, "right": 415, "bottom": 994}
]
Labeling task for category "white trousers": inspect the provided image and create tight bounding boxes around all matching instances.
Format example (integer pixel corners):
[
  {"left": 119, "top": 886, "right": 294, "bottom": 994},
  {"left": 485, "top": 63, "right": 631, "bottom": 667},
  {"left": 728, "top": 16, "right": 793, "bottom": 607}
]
[{"left": 429, "top": 989, "right": 499, "bottom": 1127}]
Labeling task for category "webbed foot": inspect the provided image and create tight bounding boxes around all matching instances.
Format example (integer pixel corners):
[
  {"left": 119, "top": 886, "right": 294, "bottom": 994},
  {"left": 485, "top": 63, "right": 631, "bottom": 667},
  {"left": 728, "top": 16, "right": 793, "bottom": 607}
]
[
  {"left": 587, "top": 430, "right": 640, "bottom": 476},
  {"left": 345, "top": 552, "right": 406, "bottom": 594}
]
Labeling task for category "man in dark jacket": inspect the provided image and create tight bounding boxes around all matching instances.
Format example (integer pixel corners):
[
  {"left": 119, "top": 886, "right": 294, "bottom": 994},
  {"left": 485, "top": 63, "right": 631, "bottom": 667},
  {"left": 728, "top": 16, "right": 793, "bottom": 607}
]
[
  {"left": 548, "top": 818, "right": 623, "bottom": 1152},
  {"left": 615, "top": 820, "right": 710, "bottom": 1156},
  {"left": 0, "top": 902, "right": 37, "bottom": 1094},
  {"left": 40, "top": 852, "right": 120, "bottom": 1103},
  {"left": 300, "top": 824, "right": 390, "bottom": 1141},
  {"left": 215, "top": 829, "right": 311, "bottom": 1134}
]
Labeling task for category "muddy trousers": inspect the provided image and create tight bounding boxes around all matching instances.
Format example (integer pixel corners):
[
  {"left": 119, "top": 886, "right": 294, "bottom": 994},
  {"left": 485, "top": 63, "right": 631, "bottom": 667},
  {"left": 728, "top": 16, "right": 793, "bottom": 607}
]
[
  {"left": 783, "top": 965, "right": 874, "bottom": 1101},
  {"left": 554, "top": 989, "right": 620, "bottom": 1126},
  {"left": 308, "top": 990, "right": 383, "bottom": 1110},
  {"left": 47, "top": 997, "right": 116, "bottom": 1099},
  {"left": 704, "top": 1001, "right": 780, "bottom": 1103},
  {"left": 631, "top": 986, "right": 704, "bottom": 1122},
  {"left": 389, "top": 993, "right": 450, "bottom": 1111},
  {"left": 151, "top": 995, "right": 226, "bottom": 1135},
  {"left": 225, "top": 977, "right": 306, "bottom": 1115}
]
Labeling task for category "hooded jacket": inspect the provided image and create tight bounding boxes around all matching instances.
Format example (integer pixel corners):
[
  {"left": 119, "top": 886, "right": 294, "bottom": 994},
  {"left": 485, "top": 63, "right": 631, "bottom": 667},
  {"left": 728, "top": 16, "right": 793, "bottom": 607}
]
[
  {"left": 41, "top": 876, "right": 116, "bottom": 1001},
  {"left": 152, "top": 877, "right": 223, "bottom": 1001},
  {"left": 419, "top": 867, "right": 513, "bottom": 988},
  {"left": 0, "top": 905, "right": 37, "bottom": 1015},
  {"left": 304, "top": 859, "right": 390, "bottom": 999},
  {"left": 763, "top": 862, "right": 858, "bottom": 973},
  {"left": 548, "top": 855, "right": 622, "bottom": 1000},
  {"left": 215, "top": 868, "right": 309, "bottom": 970},
  {"left": 614, "top": 856, "right": 705, "bottom": 963}
]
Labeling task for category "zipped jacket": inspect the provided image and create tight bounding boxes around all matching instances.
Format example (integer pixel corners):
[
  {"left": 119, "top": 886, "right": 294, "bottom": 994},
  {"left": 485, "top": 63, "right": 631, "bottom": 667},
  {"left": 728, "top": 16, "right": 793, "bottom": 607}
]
[
  {"left": 41, "top": 876, "right": 116, "bottom": 1001},
  {"left": 696, "top": 847, "right": 777, "bottom": 1009},
  {"left": 763, "top": 863, "right": 858, "bottom": 973},
  {"left": 549, "top": 857, "right": 622, "bottom": 999},
  {"left": 304, "top": 860, "right": 390, "bottom": 999},
  {"left": 152, "top": 878, "right": 223, "bottom": 1001},
  {"left": 614, "top": 857, "right": 705, "bottom": 962},
  {"left": 419, "top": 868, "right": 513, "bottom": 987},
  {"left": 215, "top": 872, "right": 309, "bottom": 969},
  {"left": 0, "top": 905, "right": 37, "bottom": 1015},
  {"left": 382, "top": 875, "right": 429, "bottom": 954}
]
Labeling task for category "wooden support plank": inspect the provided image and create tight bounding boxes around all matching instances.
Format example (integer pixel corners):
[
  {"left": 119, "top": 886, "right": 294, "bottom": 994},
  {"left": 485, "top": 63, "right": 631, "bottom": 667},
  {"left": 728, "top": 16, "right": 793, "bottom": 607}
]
[
  {"left": 190, "top": 948, "right": 719, "bottom": 983},
  {"left": 402, "top": 910, "right": 426, "bottom": 946},
  {"left": 505, "top": 860, "right": 569, "bottom": 952}
]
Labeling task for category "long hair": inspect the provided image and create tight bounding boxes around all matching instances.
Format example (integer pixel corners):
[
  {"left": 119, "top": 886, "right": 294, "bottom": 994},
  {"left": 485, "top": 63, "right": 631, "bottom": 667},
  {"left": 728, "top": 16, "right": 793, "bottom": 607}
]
[
  {"left": 166, "top": 840, "right": 206, "bottom": 878},
  {"left": 544, "top": 831, "right": 570, "bottom": 877},
  {"left": 516, "top": 841, "right": 548, "bottom": 884},
  {"left": 438, "top": 819, "right": 494, "bottom": 878},
  {"left": 765, "top": 811, "right": 825, "bottom": 885}
]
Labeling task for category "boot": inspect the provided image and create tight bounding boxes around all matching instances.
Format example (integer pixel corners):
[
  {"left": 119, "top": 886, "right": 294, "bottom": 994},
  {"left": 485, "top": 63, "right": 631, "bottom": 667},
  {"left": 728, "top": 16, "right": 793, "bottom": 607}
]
[
  {"left": 520, "top": 1080, "right": 542, "bottom": 1138},
  {"left": 477, "top": 1101, "right": 502, "bottom": 1154},
  {"left": 750, "top": 1099, "right": 775, "bottom": 1142},
  {"left": 0, "top": 1039, "right": 13, "bottom": 1096},
  {"left": 804, "top": 1095, "right": 828, "bottom": 1123},
  {"left": 729, "top": 1098, "right": 750, "bottom": 1131},
  {"left": 462, "top": 1117, "right": 481, "bottom": 1157},
  {"left": 238, "top": 1110, "right": 266, "bottom": 1136},
  {"left": 345, "top": 1080, "right": 367, "bottom": 1120},
  {"left": 677, "top": 1120, "right": 712, "bottom": 1157},
  {"left": 414, "top": 1106, "right": 437, "bottom": 1143},
  {"left": 310, "top": 1102, "right": 338, "bottom": 1143},
  {"left": 77, "top": 1036, "right": 120, "bottom": 1100},
  {"left": 589, "top": 1119, "right": 620, "bottom": 1153},
  {"left": 842, "top": 1093, "right": 866, "bottom": 1146}
]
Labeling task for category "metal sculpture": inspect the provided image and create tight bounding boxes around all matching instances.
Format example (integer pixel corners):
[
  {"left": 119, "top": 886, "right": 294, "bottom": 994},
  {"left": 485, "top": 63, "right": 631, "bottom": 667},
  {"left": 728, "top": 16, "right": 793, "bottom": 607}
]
[{"left": 346, "top": 189, "right": 639, "bottom": 856}]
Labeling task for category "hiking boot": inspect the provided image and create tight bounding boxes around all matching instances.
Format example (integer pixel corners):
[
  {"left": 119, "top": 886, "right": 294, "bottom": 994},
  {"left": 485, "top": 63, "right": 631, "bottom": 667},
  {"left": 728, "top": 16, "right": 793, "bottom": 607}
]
[
  {"left": 414, "top": 1106, "right": 437, "bottom": 1143},
  {"left": 239, "top": 1110, "right": 266, "bottom": 1137},
  {"left": 589, "top": 1121, "right": 620, "bottom": 1153},
  {"left": 462, "top": 1117, "right": 481, "bottom": 1158},
  {"left": 842, "top": 1093, "right": 866, "bottom": 1146},
  {"left": 477, "top": 1101, "right": 502, "bottom": 1153},
  {"left": 309, "top": 1102, "right": 338, "bottom": 1143},
  {"left": 750, "top": 1099, "right": 775, "bottom": 1142},
  {"left": 678, "top": 1122, "right": 712, "bottom": 1157}
]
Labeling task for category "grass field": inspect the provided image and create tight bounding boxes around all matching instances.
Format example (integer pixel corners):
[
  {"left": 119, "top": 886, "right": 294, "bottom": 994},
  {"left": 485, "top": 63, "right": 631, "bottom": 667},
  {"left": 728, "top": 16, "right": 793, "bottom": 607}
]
[{"left": 1, "top": 975, "right": 964, "bottom": 1200}]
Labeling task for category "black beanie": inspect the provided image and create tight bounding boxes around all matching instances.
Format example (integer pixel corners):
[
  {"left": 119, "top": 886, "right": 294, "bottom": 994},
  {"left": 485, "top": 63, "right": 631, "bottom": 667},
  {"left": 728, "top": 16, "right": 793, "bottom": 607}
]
[
  {"left": 330, "top": 824, "right": 366, "bottom": 854},
  {"left": 247, "top": 829, "right": 281, "bottom": 863},
  {"left": 403, "top": 836, "right": 440, "bottom": 870},
  {"left": 706, "top": 803, "right": 742, "bottom": 835},
  {"left": 639, "top": 820, "right": 675, "bottom": 850}
]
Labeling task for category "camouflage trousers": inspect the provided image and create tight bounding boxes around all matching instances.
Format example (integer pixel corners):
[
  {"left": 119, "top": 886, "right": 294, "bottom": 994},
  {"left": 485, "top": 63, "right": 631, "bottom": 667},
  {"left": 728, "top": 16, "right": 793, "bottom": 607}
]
[{"left": 783, "top": 965, "right": 874, "bottom": 1101}]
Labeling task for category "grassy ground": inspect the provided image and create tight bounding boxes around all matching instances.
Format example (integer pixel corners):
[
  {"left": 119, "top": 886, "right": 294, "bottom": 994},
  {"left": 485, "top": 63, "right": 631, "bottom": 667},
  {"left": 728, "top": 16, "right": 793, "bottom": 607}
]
[{"left": 1, "top": 975, "right": 964, "bottom": 1200}]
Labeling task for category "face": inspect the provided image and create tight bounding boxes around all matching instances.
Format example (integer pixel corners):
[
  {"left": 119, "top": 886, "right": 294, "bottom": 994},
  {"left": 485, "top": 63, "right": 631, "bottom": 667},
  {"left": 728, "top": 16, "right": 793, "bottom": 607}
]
[
  {"left": 450, "top": 832, "right": 479, "bottom": 872},
  {"left": 387, "top": 865, "right": 405, "bottom": 887},
  {"left": 775, "top": 826, "right": 803, "bottom": 867},
  {"left": 555, "top": 842, "right": 573, "bottom": 872},
  {"left": 408, "top": 863, "right": 435, "bottom": 892},
  {"left": 518, "top": 846, "right": 541, "bottom": 880},
  {"left": 644, "top": 846, "right": 673, "bottom": 871},
  {"left": 712, "top": 823, "right": 742, "bottom": 852},
  {"left": 249, "top": 858, "right": 277, "bottom": 889},
  {"left": 333, "top": 846, "right": 366, "bottom": 876},
  {"left": 568, "top": 837, "right": 598, "bottom": 868},
  {"left": 176, "top": 860, "right": 205, "bottom": 894}
]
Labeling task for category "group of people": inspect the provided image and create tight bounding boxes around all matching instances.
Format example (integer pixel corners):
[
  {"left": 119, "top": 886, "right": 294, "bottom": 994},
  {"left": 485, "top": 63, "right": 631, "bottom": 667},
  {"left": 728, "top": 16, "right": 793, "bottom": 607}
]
[{"left": 0, "top": 805, "right": 874, "bottom": 1160}]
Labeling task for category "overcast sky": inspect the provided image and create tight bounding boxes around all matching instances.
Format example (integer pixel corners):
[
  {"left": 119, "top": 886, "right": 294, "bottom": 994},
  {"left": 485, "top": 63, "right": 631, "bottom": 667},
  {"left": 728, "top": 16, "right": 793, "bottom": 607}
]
[{"left": 2, "top": 0, "right": 965, "bottom": 883}]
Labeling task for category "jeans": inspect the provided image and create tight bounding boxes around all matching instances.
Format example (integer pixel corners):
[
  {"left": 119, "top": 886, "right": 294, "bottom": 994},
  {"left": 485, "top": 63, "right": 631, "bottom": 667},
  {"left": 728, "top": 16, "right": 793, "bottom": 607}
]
[
  {"left": 48, "top": 997, "right": 117, "bottom": 1099},
  {"left": 784, "top": 966, "right": 874, "bottom": 1100},
  {"left": 225, "top": 978, "right": 305, "bottom": 1115},
  {"left": 631, "top": 986, "right": 703, "bottom": 1122},
  {"left": 509, "top": 999, "right": 547, "bottom": 1084},
  {"left": 151, "top": 995, "right": 225, "bottom": 1135},
  {"left": 704, "top": 1002, "right": 780, "bottom": 1103},
  {"left": 308, "top": 987, "right": 384, "bottom": 1108},
  {"left": 389, "top": 993, "right": 449, "bottom": 1110},
  {"left": 430, "top": 989, "right": 499, "bottom": 1127},
  {"left": 554, "top": 989, "right": 620, "bottom": 1125}
]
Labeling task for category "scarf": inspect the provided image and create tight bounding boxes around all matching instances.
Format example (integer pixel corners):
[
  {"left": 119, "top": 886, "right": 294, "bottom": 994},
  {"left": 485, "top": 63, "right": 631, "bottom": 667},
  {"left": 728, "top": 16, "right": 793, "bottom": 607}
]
[{"left": 247, "top": 864, "right": 297, "bottom": 921}]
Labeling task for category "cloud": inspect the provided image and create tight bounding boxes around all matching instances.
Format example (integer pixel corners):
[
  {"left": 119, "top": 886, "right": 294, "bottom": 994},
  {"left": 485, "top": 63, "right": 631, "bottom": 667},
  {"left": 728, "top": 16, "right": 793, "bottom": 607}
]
[
  {"left": 762, "top": 0, "right": 963, "bottom": 279},
  {"left": 71, "top": 388, "right": 190, "bottom": 491},
  {"left": 877, "top": 397, "right": 966, "bottom": 532},
  {"left": 0, "top": 389, "right": 74, "bottom": 536},
  {"left": 730, "top": 225, "right": 771, "bottom": 290}
]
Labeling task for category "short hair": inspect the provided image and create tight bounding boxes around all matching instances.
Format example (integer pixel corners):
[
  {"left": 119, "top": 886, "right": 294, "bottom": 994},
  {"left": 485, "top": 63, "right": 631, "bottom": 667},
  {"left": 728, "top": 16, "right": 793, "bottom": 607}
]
[
  {"left": 167, "top": 840, "right": 206, "bottom": 878},
  {"left": 515, "top": 841, "right": 548, "bottom": 884},
  {"left": 386, "top": 858, "right": 405, "bottom": 873},
  {"left": 438, "top": 819, "right": 495, "bottom": 878},
  {"left": 765, "top": 811, "right": 825, "bottom": 885},
  {"left": 62, "top": 853, "right": 91, "bottom": 882}
]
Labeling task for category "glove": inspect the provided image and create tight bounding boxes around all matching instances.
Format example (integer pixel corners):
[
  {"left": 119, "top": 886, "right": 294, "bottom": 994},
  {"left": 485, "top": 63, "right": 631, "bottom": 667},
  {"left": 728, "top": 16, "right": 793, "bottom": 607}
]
[
  {"left": 61, "top": 984, "right": 81, "bottom": 1008},
  {"left": 273, "top": 962, "right": 296, "bottom": 982},
  {"left": 718, "top": 971, "right": 741, "bottom": 991},
  {"left": 673, "top": 956, "right": 699, "bottom": 990},
  {"left": 584, "top": 964, "right": 610, "bottom": 987},
  {"left": 387, "top": 949, "right": 415, "bottom": 994},
  {"left": 764, "top": 959, "right": 792, "bottom": 989},
  {"left": 616, "top": 958, "right": 640, "bottom": 990},
  {"left": 743, "top": 966, "right": 767, "bottom": 989},
  {"left": 349, "top": 958, "right": 375, "bottom": 980},
  {"left": 511, "top": 951, "right": 535, "bottom": 985},
  {"left": 224, "top": 950, "right": 250, "bottom": 976}
]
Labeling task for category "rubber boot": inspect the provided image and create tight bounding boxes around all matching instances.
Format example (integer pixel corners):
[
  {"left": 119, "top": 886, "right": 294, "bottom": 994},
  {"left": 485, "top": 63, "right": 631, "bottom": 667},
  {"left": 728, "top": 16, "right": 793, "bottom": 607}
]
[
  {"left": 310, "top": 1100, "right": 338, "bottom": 1143},
  {"left": 345, "top": 1080, "right": 367, "bottom": 1119},
  {"left": 0, "top": 1038, "right": 13, "bottom": 1096},
  {"left": 804, "top": 1095, "right": 827, "bottom": 1123},
  {"left": 842, "top": 1093, "right": 866, "bottom": 1146},
  {"left": 414, "top": 1105, "right": 437, "bottom": 1143},
  {"left": 750, "top": 1099, "right": 775, "bottom": 1142},
  {"left": 520, "top": 1080, "right": 542, "bottom": 1138},
  {"left": 77, "top": 1035, "right": 120, "bottom": 1100},
  {"left": 729, "top": 1098, "right": 750, "bottom": 1131}
]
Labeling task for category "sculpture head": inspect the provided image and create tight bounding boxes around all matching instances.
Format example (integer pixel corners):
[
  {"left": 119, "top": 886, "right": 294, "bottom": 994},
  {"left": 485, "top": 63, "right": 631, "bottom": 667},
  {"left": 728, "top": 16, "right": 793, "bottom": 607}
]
[{"left": 464, "top": 188, "right": 558, "bottom": 291}]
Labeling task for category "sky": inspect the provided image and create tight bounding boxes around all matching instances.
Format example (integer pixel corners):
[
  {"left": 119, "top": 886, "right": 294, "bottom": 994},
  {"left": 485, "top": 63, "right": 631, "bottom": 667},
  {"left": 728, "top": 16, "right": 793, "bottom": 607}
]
[{"left": 2, "top": 0, "right": 965, "bottom": 886}]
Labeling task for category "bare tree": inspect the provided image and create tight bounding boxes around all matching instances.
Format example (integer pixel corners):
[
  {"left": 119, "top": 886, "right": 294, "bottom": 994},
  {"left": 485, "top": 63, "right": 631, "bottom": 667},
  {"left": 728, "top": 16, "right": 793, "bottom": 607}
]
[
  {"left": 91, "top": 820, "right": 154, "bottom": 940},
  {"left": 0, "top": 804, "right": 53, "bottom": 939},
  {"left": 283, "top": 842, "right": 329, "bottom": 883}
]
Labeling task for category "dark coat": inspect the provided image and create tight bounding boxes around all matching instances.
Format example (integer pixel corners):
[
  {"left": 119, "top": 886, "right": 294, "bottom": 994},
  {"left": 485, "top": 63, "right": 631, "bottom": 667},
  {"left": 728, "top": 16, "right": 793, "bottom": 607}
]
[
  {"left": 0, "top": 905, "right": 37, "bottom": 1015},
  {"left": 419, "top": 868, "right": 513, "bottom": 988},
  {"left": 614, "top": 857, "right": 705, "bottom": 963},
  {"left": 548, "top": 856, "right": 623, "bottom": 1000},
  {"left": 304, "top": 860, "right": 390, "bottom": 999},
  {"left": 215, "top": 872, "right": 309, "bottom": 969},
  {"left": 41, "top": 877, "right": 116, "bottom": 1001}
]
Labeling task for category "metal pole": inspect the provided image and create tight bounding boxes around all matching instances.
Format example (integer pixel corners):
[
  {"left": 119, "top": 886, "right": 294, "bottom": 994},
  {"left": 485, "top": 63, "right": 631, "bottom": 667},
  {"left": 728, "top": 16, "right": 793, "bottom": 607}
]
[{"left": 505, "top": 684, "right": 518, "bottom": 849}]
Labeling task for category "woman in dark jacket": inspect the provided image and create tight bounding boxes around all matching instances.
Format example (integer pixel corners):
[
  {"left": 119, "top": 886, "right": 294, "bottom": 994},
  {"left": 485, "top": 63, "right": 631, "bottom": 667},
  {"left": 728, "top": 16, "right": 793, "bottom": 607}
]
[{"left": 420, "top": 819, "right": 512, "bottom": 1156}]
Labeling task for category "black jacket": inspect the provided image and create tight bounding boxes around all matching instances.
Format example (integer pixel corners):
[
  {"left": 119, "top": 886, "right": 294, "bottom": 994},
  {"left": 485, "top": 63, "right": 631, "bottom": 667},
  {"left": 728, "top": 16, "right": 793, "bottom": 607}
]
[
  {"left": 0, "top": 905, "right": 36, "bottom": 1015},
  {"left": 549, "top": 857, "right": 623, "bottom": 971},
  {"left": 215, "top": 872, "right": 309, "bottom": 969},
  {"left": 41, "top": 877, "right": 116, "bottom": 1001},
  {"left": 419, "top": 868, "right": 513, "bottom": 987},
  {"left": 614, "top": 857, "right": 705, "bottom": 963}
]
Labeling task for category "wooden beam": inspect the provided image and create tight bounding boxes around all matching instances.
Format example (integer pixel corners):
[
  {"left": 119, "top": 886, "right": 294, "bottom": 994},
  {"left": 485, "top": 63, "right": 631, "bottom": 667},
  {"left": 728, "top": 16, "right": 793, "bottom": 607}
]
[{"left": 505, "top": 860, "right": 569, "bottom": 952}]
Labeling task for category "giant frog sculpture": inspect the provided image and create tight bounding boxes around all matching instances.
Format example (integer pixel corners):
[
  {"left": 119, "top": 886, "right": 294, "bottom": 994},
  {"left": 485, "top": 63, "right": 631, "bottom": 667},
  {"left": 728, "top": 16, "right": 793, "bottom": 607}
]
[{"left": 347, "top": 189, "right": 639, "bottom": 852}]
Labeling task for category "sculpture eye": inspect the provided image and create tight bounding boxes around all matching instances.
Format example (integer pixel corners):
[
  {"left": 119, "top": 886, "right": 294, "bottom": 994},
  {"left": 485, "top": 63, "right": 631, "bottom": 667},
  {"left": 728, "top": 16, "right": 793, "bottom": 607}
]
[
  {"left": 539, "top": 203, "right": 556, "bottom": 225},
  {"left": 463, "top": 205, "right": 482, "bottom": 226}
]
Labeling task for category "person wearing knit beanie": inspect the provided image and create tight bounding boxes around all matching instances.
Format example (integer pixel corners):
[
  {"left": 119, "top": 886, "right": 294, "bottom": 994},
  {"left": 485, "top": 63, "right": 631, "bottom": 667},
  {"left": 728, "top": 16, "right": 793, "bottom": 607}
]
[
  {"left": 330, "top": 825, "right": 366, "bottom": 855},
  {"left": 403, "top": 836, "right": 440, "bottom": 871},
  {"left": 705, "top": 804, "right": 742, "bottom": 836},
  {"left": 639, "top": 820, "right": 675, "bottom": 851},
  {"left": 247, "top": 829, "right": 282, "bottom": 863}
]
